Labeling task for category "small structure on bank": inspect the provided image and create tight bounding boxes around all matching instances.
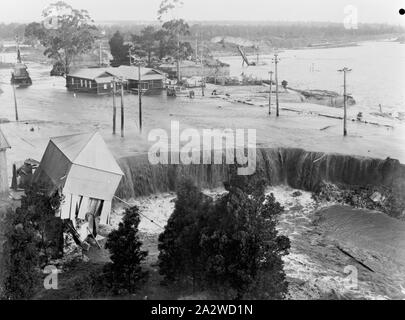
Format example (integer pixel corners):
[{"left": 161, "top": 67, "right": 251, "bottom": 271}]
[
  {"left": 66, "top": 66, "right": 165, "bottom": 95},
  {"left": 158, "top": 59, "right": 230, "bottom": 83},
  {"left": 33, "top": 132, "right": 123, "bottom": 227},
  {"left": 0, "top": 127, "right": 11, "bottom": 194}
]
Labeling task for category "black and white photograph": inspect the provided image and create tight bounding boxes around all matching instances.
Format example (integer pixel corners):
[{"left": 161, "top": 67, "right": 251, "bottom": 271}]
[{"left": 0, "top": 0, "right": 405, "bottom": 307}]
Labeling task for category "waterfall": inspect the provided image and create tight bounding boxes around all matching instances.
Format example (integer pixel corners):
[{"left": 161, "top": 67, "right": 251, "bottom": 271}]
[{"left": 116, "top": 148, "right": 405, "bottom": 216}]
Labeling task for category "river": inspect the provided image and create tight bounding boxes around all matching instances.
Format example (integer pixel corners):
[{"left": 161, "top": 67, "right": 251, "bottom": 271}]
[{"left": 219, "top": 40, "right": 405, "bottom": 115}]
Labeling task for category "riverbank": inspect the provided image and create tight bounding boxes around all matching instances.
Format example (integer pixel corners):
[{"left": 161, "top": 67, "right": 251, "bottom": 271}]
[{"left": 27, "top": 185, "right": 405, "bottom": 300}]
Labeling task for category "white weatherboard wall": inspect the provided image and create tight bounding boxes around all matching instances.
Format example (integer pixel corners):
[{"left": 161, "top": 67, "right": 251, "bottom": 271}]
[{"left": 35, "top": 131, "right": 123, "bottom": 225}]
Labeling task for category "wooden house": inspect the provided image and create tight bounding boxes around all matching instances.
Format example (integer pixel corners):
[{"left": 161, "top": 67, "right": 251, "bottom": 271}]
[
  {"left": 66, "top": 66, "right": 165, "bottom": 95},
  {"left": 66, "top": 68, "right": 116, "bottom": 95}
]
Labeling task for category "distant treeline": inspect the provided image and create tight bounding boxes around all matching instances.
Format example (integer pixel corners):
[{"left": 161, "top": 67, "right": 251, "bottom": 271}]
[
  {"left": 1, "top": 21, "right": 404, "bottom": 47},
  {"left": 0, "top": 23, "right": 25, "bottom": 40}
]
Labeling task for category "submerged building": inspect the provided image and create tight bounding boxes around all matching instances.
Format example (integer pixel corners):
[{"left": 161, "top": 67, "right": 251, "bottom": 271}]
[{"left": 66, "top": 66, "right": 165, "bottom": 95}]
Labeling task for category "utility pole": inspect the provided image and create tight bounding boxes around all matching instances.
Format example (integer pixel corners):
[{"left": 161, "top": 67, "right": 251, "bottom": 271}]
[
  {"left": 177, "top": 33, "right": 181, "bottom": 82},
  {"left": 12, "top": 83, "right": 18, "bottom": 121},
  {"left": 273, "top": 52, "right": 280, "bottom": 117},
  {"left": 112, "top": 79, "right": 116, "bottom": 135},
  {"left": 268, "top": 71, "right": 273, "bottom": 115},
  {"left": 128, "top": 47, "right": 132, "bottom": 66},
  {"left": 201, "top": 44, "right": 205, "bottom": 97},
  {"left": 99, "top": 41, "right": 102, "bottom": 67},
  {"left": 338, "top": 67, "right": 352, "bottom": 137},
  {"left": 120, "top": 79, "right": 125, "bottom": 138},
  {"left": 138, "top": 64, "right": 143, "bottom": 133}
]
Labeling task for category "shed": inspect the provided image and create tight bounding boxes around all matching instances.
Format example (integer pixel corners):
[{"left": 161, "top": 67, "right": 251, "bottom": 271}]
[
  {"left": 0, "top": 128, "right": 11, "bottom": 194},
  {"left": 33, "top": 132, "right": 123, "bottom": 225}
]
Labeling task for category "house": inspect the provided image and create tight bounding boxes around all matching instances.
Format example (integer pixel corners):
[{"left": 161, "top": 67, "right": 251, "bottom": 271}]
[
  {"left": 66, "top": 66, "right": 165, "bottom": 95},
  {"left": 66, "top": 68, "right": 117, "bottom": 94},
  {"left": 0, "top": 127, "right": 11, "bottom": 194},
  {"left": 108, "top": 66, "right": 166, "bottom": 94},
  {"left": 33, "top": 132, "right": 123, "bottom": 226}
]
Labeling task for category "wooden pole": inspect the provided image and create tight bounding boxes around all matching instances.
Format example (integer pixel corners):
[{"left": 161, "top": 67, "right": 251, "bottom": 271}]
[
  {"left": 121, "top": 80, "right": 124, "bottom": 138},
  {"left": 343, "top": 70, "right": 347, "bottom": 136},
  {"left": 201, "top": 45, "right": 205, "bottom": 97},
  {"left": 269, "top": 71, "right": 273, "bottom": 115},
  {"left": 12, "top": 83, "right": 18, "bottom": 121},
  {"left": 338, "top": 67, "right": 352, "bottom": 137},
  {"left": 177, "top": 33, "right": 181, "bottom": 82},
  {"left": 138, "top": 64, "right": 143, "bottom": 133},
  {"left": 99, "top": 41, "right": 102, "bottom": 67},
  {"left": 112, "top": 79, "right": 116, "bottom": 135},
  {"left": 274, "top": 53, "right": 280, "bottom": 117}
]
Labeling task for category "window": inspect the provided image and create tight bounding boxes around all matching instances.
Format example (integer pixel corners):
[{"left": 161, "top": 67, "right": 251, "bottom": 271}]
[
  {"left": 80, "top": 80, "right": 83, "bottom": 87},
  {"left": 71, "top": 78, "right": 74, "bottom": 85},
  {"left": 104, "top": 84, "right": 108, "bottom": 90},
  {"left": 89, "top": 82, "right": 92, "bottom": 89}
]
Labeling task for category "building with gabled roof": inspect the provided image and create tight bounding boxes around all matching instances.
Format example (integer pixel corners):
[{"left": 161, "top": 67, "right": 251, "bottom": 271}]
[
  {"left": 0, "top": 127, "right": 11, "bottom": 194},
  {"left": 66, "top": 66, "right": 166, "bottom": 95},
  {"left": 33, "top": 132, "right": 123, "bottom": 225}
]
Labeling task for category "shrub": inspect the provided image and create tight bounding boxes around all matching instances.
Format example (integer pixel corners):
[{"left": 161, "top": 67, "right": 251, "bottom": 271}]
[
  {"left": 1, "top": 185, "right": 62, "bottom": 300},
  {"left": 158, "top": 176, "right": 291, "bottom": 300},
  {"left": 104, "top": 206, "right": 148, "bottom": 295},
  {"left": 158, "top": 179, "right": 212, "bottom": 287}
]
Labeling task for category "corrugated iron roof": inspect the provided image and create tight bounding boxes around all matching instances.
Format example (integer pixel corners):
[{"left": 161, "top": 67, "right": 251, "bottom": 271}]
[
  {"left": 67, "top": 66, "right": 165, "bottom": 82},
  {"left": 107, "top": 66, "right": 165, "bottom": 81},
  {"left": 50, "top": 132, "right": 123, "bottom": 176},
  {"left": 68, "top": 68, "right": 112, "bottom": 80}
]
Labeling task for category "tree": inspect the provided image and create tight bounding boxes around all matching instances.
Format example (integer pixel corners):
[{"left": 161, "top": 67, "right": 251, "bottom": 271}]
[
  {"left": 109, "top": 31, "right": 131, "bottom": 66},
  {"left": 158, "top": 175, "right": 291, "bottom": 300},
  {"left": 199, "top": 177, "right": 290, "bottom": 299},
  {"left": 282, "top": 80, "right": 288, "bottom": 90},
  {"left": 132, "top": 26, "right": 158, "bottom": 66},
  {"left": 24, "top": 22, "right": 46, "bottom": 46},
  {"left": 28, "top": 1, "right": 99, "bottom": 74},
  {"left": 158, "top": 0, "right": 184, "bottom": 21},
  {"left": 104, "top": 206, "right": 148, "bottom": 295},
  {"left": 158, "top": 179, "right": 212, "bottom": 288},
  {"left": 1, "top": 184, "right": 62, "bottom": 300}
]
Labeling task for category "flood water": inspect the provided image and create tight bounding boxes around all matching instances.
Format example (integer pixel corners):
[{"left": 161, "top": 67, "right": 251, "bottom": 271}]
[{"left": 220, "top": 40, "right": 405, "bottom": 114}]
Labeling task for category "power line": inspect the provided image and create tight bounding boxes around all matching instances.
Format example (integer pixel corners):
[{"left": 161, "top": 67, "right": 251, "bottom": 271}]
[{"left": 113, "top": 196, "right": 165, "bottom": 231}]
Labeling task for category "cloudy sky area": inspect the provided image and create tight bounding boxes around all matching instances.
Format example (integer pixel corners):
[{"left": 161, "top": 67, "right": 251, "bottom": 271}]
[{"left": 0, "top": 0, "right": 404, "bottom": 24}]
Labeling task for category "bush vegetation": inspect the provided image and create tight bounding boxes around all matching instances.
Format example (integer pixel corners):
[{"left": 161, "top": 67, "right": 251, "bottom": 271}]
[{"left": 158, "top": 174, "right": 291, "bottom": 300}]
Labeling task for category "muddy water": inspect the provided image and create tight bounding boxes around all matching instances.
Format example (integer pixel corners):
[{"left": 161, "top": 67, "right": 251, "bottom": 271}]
[
  {"left": 270, "top": 186, "right": 405, "bottom": 300},
  {"left": 109, "top": 185, "right": 405, "bottom": 300},
  {"left": 221, "top": 41, "right": 405, "bottom": 115}
]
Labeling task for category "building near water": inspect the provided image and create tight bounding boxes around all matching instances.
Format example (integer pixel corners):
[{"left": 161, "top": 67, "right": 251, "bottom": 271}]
[
  {"left": 66, "top": 66, "right": 165, "bottom": 95},
  {"left": 33, "top": 132, "right": 123, "bottom": 226},
  {"left": 0, "top": 128, "right": 11, "bottom": 194},
  {"left": 158, "top": 59, "right": 230, "bottom": 82}
]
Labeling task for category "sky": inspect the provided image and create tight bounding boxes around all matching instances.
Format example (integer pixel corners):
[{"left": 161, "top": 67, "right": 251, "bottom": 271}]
[{"left": 0, "top": 0, "right": 404, "bottom": 25}]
